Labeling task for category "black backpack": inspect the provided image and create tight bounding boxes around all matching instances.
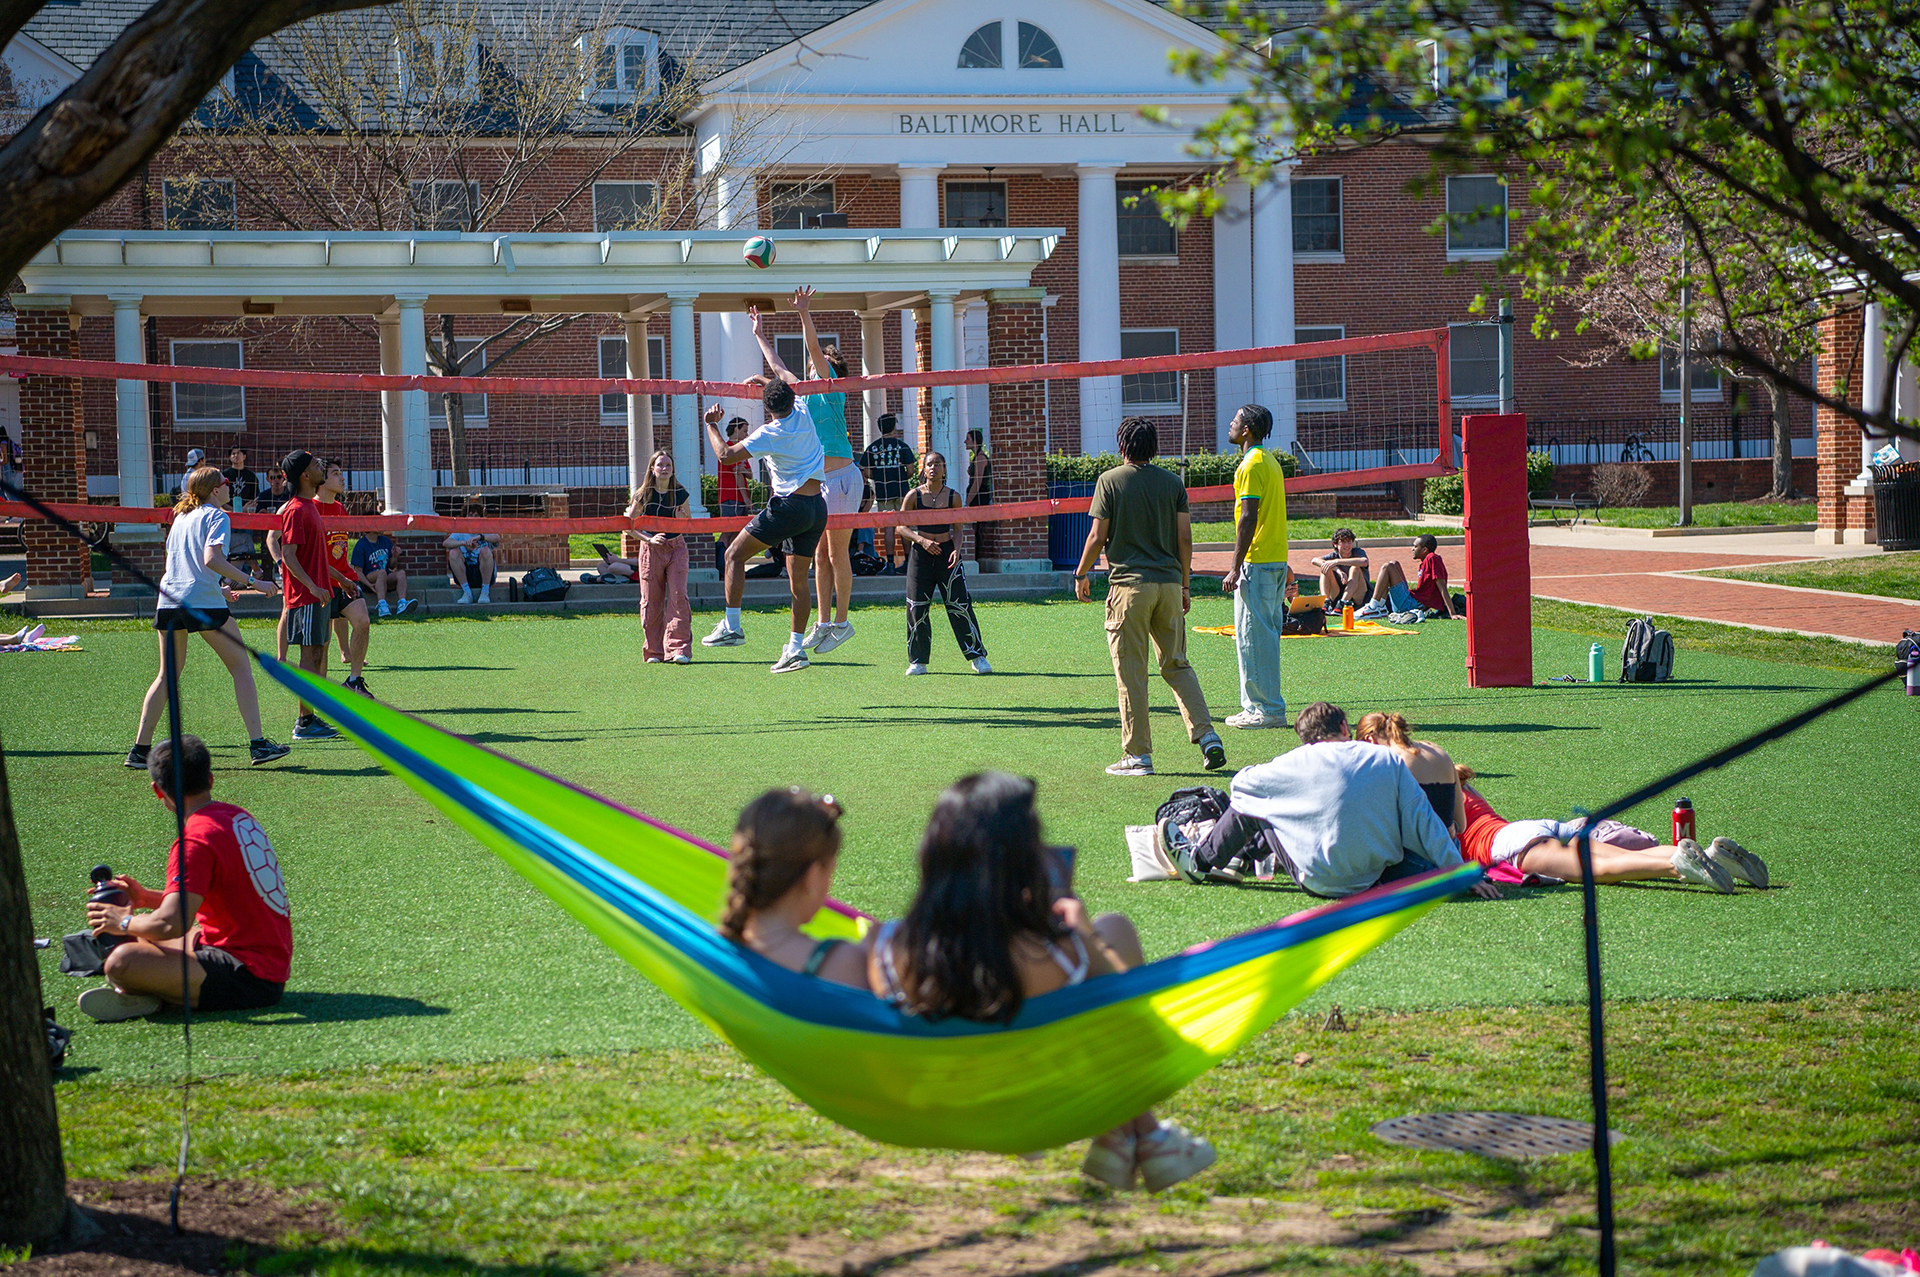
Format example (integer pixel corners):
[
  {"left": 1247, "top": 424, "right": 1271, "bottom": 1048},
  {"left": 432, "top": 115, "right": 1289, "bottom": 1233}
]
[
  {"left": 1620, "top": 615, "right": 1674, "bottom": 683},
  {"left": 1897, "top": 630, "right": 1919, "bottom": 670},
  {"left": 1155, "top": 786, "right": 1230, "bottom": 828},
  {"left": 520, "top": 566, "right": 570, "bottom": 603}
]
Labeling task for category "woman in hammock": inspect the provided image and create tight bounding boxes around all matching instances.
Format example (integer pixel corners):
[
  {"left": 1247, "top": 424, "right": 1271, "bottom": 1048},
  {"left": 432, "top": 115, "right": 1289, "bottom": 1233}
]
[
  {"left": 870, "top": 771, "right": 1216, "bottom": 1191},
  {"left": 1354, "top": 711, "right": 1463, "bottom": 834},
  {"left": 720, "top": 788, "right": 870, "bottom": 988}
]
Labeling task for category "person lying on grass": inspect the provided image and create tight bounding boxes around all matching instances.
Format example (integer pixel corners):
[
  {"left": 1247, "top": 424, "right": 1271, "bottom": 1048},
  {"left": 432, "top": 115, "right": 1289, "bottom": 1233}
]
[
  {"left": 1454, "top": 765, "right": 1768, "bottom": 893},
  {"left": 719, "top": 787, "right": 870, "bottom": 989},
  {"left": 80, "top": 734, "right": 293, "bottom": 1023},
  {"left": 870, "top": 772, "right": 1216, "bottom": 1192}
]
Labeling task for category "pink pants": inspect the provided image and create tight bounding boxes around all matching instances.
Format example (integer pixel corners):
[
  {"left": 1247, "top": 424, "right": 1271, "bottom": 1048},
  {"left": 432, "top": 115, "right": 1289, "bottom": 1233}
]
[{"left": 639, "top": 537, "right": 692, "bottom": 660}]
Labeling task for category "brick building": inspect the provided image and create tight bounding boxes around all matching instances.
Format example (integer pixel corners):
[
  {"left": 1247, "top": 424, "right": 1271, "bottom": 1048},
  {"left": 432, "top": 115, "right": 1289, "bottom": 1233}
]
[{"left": 5, "top": 0, "right": 1818, "bottom": 577}]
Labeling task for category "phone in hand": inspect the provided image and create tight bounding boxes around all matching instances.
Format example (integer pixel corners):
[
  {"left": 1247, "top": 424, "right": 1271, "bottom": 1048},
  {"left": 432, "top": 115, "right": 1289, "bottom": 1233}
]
[{"left": 1042, "top": 845, "right": 1077, "bottom": 901}]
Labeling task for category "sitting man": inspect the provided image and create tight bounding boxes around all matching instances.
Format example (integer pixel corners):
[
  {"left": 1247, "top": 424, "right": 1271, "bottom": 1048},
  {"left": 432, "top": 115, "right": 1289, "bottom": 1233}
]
[
  {"left": 352, "top": 529, "right": 413, "bottom": 618},
  {"left": 1355, "top": 534, "right": 1455, "bottom": 621},
  {"left": 443, "top": 502, "right": 499, "bottom": 605},
  {"left": 1311, "top": 529, "right": 1371, "bottom": 612},
  {"left": 80, "top": 735, "right": 292, "bottom": 1021},
  {"left": 1166, "top": 701, "right": 1497, "bottom": 898}
]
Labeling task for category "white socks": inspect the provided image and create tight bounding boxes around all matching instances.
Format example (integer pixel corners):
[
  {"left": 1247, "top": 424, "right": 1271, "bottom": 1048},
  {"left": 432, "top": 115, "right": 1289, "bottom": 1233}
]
[
  {"left": 725, "top": 607, "right": 742, "bottom": 631},
  {"left": 788, "top": 631, "right": 805, "bottom": 652}
]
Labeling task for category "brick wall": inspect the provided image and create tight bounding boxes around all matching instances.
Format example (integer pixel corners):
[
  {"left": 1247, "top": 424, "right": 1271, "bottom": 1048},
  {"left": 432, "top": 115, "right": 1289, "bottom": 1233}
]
[
  {"left": 984, "top": 289, "right": 1048, "bottom": 564},
  {"left": 17, "top": 306, "right": 90, "bottom": 593},
  {"left": 1815, "top": 306, "right": 1873, "bottom": 539}
]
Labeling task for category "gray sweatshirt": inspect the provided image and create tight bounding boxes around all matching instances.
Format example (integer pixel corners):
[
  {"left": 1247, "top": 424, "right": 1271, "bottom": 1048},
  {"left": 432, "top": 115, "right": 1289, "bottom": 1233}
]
[{"left": 1228, "top": 740, "right": 1461, "bottom": 897}]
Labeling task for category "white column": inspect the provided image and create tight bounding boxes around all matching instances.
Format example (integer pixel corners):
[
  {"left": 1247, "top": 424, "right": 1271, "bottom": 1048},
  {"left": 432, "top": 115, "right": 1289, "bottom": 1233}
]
[
  {"left": 901, "top": 309, "right": 920, "bottom": 446},
  {"left": 395, "top": 293, "right": 432, "bottom": 514},
  {"left": 859, "top": 310, "right": 888, "bottom": 446},
  {"left": 377, "top": 315, "right": 405, "bottom": 514},
  {"left": 624, "top": 315, "right": 654, "bottom": 493},
  {"left": 1076, "top": 164, "right": 1123, "bottom": 456},
  {"left": 1251, "top": 171, "right": 1296, "bottom": 455},
  {"left": 669, "top": 292, "right": 707, "bottom": 516},
  {"left": 110, "top": 295, "right": 152, "bottom": 525},
  {"left": 1212, "top": 180, "right": 1255, "bottom": 452},
  {"left": 1898, "top": 353, "right": 1920, "bottom": 462},
  {"left": 714, "top": 170, "right": 763, "bottom": 463},
  {"left": 929, "top": 289, "right": 962, "bottom": 495},
  {"left": 1860, "top": 302, "right": 1884, "bottom": 484},
  {"left": 897, "top": 164, "right": 944, "bottom": 229}
]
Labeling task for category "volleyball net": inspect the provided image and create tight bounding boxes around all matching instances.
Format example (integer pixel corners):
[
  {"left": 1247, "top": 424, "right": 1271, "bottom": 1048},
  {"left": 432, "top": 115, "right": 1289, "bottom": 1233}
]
[{"left": 0, "top": 326, "right": 1450, "bottom": 539}]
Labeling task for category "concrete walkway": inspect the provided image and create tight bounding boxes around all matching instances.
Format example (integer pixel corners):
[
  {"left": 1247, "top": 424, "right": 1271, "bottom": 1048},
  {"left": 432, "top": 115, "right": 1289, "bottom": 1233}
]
[{"left": 1193, "top": 527, "right": 1918, "bottom": 645}]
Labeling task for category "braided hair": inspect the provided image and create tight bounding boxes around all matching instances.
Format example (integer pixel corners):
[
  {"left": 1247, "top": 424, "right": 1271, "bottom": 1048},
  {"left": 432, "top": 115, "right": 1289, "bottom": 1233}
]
[
  {"left": 1117, "top": 416, "right": 1159, "bottom": 464},
  {"left": 719, "top": 788, "right": 843, "bottom": 942}
]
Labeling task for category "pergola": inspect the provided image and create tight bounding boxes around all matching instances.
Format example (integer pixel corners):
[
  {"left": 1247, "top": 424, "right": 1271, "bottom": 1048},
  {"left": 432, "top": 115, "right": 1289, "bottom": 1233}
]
[{"left": 16, "top": 227, "right": 1061, "bottom": 522}]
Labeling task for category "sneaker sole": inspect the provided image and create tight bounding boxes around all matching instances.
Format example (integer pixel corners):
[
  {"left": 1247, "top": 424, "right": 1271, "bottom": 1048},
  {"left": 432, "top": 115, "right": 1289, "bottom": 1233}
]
[
  {"left": 1202, "top": 747, "right": 1228, "bottom": 772},
  {"left": 701, "top": 634, "right": 746, "bottom": 647},
  {"left": 1106, "top": 766, "right": 1154, "bottom": 776},
  {"left": 1709, "top": 840, "right": 1768, "bottom": 889},
  {"left": 77, "top": 988, "right": 162, "bottom": 1023},
  {"left": 123, "top": 757, "right": 149, "bottom": 770},
  {"left": 1140, "top": 1142, "right": 1217, "bottom": 1192},
  {"left": 250, "top": 750, "right": 291, "bottom": 766},
  {"left": 770, "top": 658, "right": 810, "bottom": 673}
]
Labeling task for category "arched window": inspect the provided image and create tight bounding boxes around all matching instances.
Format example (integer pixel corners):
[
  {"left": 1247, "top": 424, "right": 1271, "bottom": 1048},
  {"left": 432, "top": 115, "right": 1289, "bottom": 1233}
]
[
  {"left": 1017, "top": 22, "right": 1062, "bottom": 68},
  {"left": 958, "top": 22, "right": 1002, "bottom": 68}
]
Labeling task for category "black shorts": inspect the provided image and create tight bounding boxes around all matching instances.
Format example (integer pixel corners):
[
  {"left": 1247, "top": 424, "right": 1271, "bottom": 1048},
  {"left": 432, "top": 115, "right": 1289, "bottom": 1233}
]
[
  {"left": 194, "top": 944, "right": 285, "bottom": 1012},
  {"left": 745, "top": 492, "right": 829, "bottom": 559},
  {"left": 154, "top": 606, "right": 230, "bottom": 633},
  {"left": 329, "top": 587, "right": 363, "bottom": 619},
  {"left": 285, "top": 600, "right": 329, "bottom": 647}
]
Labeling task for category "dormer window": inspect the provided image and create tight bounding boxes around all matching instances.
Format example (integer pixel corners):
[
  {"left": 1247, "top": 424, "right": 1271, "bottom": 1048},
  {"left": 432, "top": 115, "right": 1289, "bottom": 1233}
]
[
  {"left": 959, "top": 22, "right": 1002, "bottom": 68},
  {"left": 579, "top": 27, "right": 658, "bottom": 101},
  {"left": 397, "top": 28, "right": 479, "bottom": 100},
  {"left": 1017, "top": 22, "right": 1062, "bottom": 68}
]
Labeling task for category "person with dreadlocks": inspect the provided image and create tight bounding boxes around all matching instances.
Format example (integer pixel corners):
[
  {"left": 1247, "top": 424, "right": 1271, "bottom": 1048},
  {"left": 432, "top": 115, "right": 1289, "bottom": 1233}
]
[
  {"left": 1072, "top": 417, "right": 1227, "bottom": 778},
  {"left": 719, "top": 787, "right": 869, "bottom": 988}
]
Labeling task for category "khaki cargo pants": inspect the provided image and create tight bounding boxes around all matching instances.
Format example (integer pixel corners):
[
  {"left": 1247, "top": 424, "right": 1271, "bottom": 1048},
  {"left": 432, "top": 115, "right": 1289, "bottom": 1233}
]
[{"left": 1104, "top": 580, "right": 1214, "bottom": 760}]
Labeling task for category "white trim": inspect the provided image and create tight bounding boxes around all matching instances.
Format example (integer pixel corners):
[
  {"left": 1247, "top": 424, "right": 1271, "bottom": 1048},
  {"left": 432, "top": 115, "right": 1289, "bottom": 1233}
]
[
  {"left": 1444, "top": 174, "right": 1507, "bottom": 258},
  {"left": 958, "top": 20, "right": 1004, "bottom": 68},
  {"left": 168, "top": 338, "right": 246, "bottom": 425},
  {"left": 1119, "top": 326, "right": 1180, "bottom": 410}
]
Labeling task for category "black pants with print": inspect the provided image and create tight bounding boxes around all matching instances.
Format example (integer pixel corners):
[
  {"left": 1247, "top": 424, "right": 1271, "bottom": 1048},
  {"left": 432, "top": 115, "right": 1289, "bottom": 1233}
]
[{"left": 905, "top": 542, "right": 986, "bottom": 665}]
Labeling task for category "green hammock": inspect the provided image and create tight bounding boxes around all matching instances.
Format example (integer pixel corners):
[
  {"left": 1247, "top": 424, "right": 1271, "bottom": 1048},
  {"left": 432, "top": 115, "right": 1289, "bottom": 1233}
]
[{"left": 259, "top": 656, "right": 1480, "bottom": 1154}]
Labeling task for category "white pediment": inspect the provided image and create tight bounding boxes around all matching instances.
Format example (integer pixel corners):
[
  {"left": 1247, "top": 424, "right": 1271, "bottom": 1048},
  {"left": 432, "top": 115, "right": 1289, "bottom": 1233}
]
[
  {"left": 697, "top": 0, "right": 1249, "bottom": 168},
  {"left": 3, "top": 34, "right": 82, "bottom": 112}
]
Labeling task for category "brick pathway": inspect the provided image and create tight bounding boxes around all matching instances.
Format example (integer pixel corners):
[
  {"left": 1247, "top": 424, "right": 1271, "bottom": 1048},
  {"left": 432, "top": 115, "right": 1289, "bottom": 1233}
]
[{"left": 1191, "top": 542, "right": 1920, "bottom": 644}]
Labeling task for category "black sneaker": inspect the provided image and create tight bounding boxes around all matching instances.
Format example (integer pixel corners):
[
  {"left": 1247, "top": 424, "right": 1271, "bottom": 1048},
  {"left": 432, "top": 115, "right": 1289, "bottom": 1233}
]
[
  {"left": 292, "top": 716, "right": 341, "bottom": 742},
  {"left": 249, "top": 737, "right": 291, "bottom": 766},
  {"left": 1200, "top": 734, "right": 1228, "bottom": 772},
  {"left": 123, "top": 743, "right": 150, "bottom": 770},
  {"left": 344, "top": 674, "right": 372, "bottom": 698}
]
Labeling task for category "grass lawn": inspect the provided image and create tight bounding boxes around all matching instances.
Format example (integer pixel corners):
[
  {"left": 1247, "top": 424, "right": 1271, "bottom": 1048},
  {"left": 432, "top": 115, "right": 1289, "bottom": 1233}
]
[
  {"left": 1585, "top": 500, "right": 1816, "bottom": 529},
  {"left": 1697, "top": 550, "right": 1920, "bottom": 602},
  {"left": 7, "top": 598, "right": 1915, "bottom": 1274}
]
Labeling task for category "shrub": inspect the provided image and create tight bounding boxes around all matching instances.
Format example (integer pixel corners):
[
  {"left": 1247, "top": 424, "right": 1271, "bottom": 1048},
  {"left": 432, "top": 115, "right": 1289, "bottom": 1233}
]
[
  {"left": 1421, "top": 450, "right": 1554, "bottom": 515},
  {"left": 1045, "top": 450, "right": 1295, "bottom": 488},
  {"left": 1591, "top": 462, "right": 1654, "bottom": 508},
  {"left": 698, "top": 473, "right": 770, "bottom": 508}
]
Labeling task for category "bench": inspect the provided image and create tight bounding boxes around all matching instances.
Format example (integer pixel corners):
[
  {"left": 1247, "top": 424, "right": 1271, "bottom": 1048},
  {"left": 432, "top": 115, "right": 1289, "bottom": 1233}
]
[{"left": 1528, "top": 494, "right": 1600, "bottom": 526}]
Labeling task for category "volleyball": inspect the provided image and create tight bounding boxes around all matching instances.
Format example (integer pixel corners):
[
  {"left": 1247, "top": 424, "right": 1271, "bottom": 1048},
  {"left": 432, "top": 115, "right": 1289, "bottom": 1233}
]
[{"left": 743, "top": 235, "right": 776, "bottom": 269}]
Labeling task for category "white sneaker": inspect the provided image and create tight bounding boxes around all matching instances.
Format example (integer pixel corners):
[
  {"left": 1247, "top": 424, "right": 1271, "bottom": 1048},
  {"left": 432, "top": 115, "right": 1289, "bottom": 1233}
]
[
  {"left": 1388, "top": 610, "right": 1424, "bottom": 625},
  {"left": 1105, "top": 754, "right": 1153, "bottom": 776},
  {"left": 814, "top": 621, "right": 854, "bottom": 655},
  {"left": 1355, "top": 599, "right": 1389, "bottom": 619},
  {"left": 1671, "top": 839, "right": 1735, "bottom": 893},
  {"left": 970, "top": 656, "right": 993, "bottom": 674},
  {"left": 799, "top": 624, "right": 825, "bottom": 650},
  {"left": 1706, "top": 836, "right": 1768, "bottom": 889},
  {"left": 1136, "top": 1123, "right": 1217, "bottom": 1192},
  {"left": 457, "top": 586, "right": 475, "bottom": 604},
  {"left": 478, "top": 587, "right": 491, "bottom": 604},
  {"left": 671, "top": 654, "right": 691, "bottom": 664},
  {"left": 1225, "top": 709, "right": 1280, "bottom": 729},
  {"left": 701, "top": 621, "right": 745, "bottom": 647},
  {"left": 78, "top": 987, "right": 162, "bottom": 1023},
  {"left": 646, "top": 656, "right": 663, "bottom": 664},
  {"left": 1081, "top": 1129, "right": 1137, "bottom": 1189},
  {"left": 770, "top": 647, "right": 810, "bottom": 673},
  {"left": 905, "top": 661, "right": 929, "bottom": 675}
]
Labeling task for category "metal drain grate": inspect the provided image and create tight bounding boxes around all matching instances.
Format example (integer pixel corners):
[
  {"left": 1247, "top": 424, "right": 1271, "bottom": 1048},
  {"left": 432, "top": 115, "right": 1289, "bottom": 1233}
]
[{"left": 1370, "top": 1111, "right": 1619, "bottom": 1160}]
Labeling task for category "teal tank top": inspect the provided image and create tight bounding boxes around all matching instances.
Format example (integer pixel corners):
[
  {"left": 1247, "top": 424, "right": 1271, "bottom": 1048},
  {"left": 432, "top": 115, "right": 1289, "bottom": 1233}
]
[{"left": 805, "top": 370, "right": 853, "bottom": 461}]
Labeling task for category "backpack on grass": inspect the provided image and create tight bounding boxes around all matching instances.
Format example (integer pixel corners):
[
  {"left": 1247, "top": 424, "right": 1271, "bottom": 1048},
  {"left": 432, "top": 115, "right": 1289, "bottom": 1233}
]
[
  {"left": 520, "top": 566, "right": 570, "bottom": 603},
  {"left": 1619, "top": 615, "right": 1674, "bottom": 683},
  {"left": 1896, "top": 630, "right": 1919, "bottom": 670}
]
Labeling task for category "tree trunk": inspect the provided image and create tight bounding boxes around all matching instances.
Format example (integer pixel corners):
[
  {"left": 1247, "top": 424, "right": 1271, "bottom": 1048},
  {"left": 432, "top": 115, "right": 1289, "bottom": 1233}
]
[
  {"left": 444, "top": 389, "right": 470, "bottom": 488},
  {"left": 1769, "top": 380, "right": 1797, "bottom": 499},
  {"left": 0, "top": 741, "right": 71, "bottom": 1247}
]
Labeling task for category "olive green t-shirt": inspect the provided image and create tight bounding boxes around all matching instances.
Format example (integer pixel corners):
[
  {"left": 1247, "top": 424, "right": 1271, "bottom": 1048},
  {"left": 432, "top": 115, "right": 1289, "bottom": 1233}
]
[{"left": 1089, "top": 462, "right": 1189, "bottom": 585}]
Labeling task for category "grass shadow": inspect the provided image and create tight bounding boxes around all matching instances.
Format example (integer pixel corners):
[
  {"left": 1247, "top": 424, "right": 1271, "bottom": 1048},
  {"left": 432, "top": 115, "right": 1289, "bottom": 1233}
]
[
  {"left": 413, "top": 706, "right": 579, "bottom": 717},
  {"left": 1428, "top": 723, "right": 1599, "bottom": 734},
  {"left": 218, "top": 993, "right": 452, "bottom": 1025}
]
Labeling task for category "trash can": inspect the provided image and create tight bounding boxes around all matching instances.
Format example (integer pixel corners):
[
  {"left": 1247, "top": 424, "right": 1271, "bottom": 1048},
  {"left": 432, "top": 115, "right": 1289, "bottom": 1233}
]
[
  {"left": 1873, "top": 462, "right": 1920, "bottom": 551},
  {"left": 1048, "top": 481, "right": 1097, "bottom": 569}
]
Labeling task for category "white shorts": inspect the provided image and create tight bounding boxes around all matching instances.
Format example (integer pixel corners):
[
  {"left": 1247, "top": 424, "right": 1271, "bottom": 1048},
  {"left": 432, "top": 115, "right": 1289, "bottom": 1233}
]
[
  {"left": 821, "top": 463, "right": 862, "bottom": 516},
  {"left": 1489, "top": 818, "right": 1585, "bottom": 866}
]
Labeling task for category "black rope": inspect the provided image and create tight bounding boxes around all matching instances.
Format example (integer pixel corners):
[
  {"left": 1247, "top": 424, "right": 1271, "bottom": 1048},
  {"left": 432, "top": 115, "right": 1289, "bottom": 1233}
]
[
  {"left": 1564, "top": 664, "right": 1901, "bottom": 1277},
  {"left": 0, "top": 478, "right": 214, "bottom": 1235}
]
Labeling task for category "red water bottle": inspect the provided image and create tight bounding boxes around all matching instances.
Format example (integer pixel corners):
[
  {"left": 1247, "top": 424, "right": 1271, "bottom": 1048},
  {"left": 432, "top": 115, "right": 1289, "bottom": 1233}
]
[{"left": 1672, "top": 797, "right": 1696, "bottom": 845}]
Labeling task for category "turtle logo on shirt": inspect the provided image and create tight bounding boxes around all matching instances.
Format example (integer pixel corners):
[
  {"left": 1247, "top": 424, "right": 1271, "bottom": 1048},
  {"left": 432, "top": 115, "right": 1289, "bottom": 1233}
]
[{"left": 231, "top": 813, "right": 289, "bottom": 917}]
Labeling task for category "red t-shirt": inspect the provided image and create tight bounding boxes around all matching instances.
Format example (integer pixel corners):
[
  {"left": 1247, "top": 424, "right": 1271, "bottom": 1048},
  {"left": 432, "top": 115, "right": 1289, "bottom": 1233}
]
[
  {"left": 165, "top": 801, "right": 293, "bottom": 984},
  {"left": 279, "top": 496, "right": 330, "bottom": 607},
  {"left": 1459, "top": 786, "right": 1508, "bottom": 868},
  {"left": 718, "top": 458, "right": 749, "bottom": 506},
  {"left": 318, "top": 499, "right": 358, "bottom": 586},
  {"left": 1410, "top": 551, "right": 1449, "bottom": 612}
]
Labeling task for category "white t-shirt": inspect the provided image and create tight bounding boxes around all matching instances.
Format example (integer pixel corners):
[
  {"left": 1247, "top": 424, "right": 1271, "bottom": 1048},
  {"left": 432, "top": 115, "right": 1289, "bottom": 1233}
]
[
  {"left": 159, "top": 504, "right": 233, "bottom": 612},
  {"left": 742, "top": 402, "right": 827, "bottom": 497}
]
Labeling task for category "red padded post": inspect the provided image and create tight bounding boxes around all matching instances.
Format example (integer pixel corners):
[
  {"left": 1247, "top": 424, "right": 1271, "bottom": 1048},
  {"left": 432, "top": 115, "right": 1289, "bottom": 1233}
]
[{"left": 1462, "top": 412, "right": 1532, "bottom": 688}]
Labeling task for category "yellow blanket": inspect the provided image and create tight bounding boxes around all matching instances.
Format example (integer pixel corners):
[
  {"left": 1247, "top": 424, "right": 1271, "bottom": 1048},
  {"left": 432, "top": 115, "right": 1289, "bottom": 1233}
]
[{"left": 1194, "top": 620, "right": 1419, "bottom": 638}]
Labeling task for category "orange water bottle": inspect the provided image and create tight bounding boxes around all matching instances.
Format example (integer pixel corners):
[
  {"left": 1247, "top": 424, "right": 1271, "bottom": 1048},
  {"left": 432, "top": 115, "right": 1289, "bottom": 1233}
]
[{"left": 1341, "top": 603, "right": 1355, "bottom": 631}]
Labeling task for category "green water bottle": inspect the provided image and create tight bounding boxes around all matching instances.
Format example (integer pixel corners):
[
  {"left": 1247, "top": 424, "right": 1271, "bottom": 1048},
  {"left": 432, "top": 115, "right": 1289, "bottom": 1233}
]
[{"left": 1588, "top": 642, "right": 1605, "bottom": 683}]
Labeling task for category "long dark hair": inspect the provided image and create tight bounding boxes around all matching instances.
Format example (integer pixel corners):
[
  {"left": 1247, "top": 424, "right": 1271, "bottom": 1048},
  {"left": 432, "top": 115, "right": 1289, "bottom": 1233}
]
[{"left": 895, "top": 772, "right": 1063, "bottom": 1024}]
